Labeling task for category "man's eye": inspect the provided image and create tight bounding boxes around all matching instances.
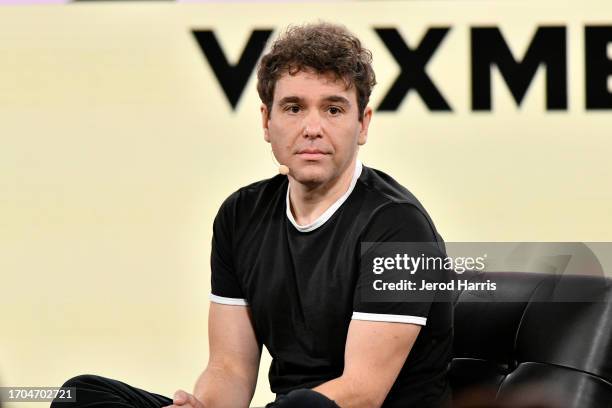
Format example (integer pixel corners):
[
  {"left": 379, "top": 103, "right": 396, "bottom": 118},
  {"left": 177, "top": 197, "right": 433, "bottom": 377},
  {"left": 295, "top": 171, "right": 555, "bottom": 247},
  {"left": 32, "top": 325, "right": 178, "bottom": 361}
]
[
  {"left": 286, "top": 105, "right": 300, "bottom": 113},
  {"left": 328, "top": 106, "right": 342, "bottom": 115}
]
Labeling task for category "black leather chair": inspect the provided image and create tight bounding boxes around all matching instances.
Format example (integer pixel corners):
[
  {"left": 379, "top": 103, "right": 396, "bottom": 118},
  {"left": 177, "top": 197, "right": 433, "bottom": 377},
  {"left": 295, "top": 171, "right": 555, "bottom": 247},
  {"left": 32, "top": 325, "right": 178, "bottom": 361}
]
[{"left": 449, "top": 271, "right": 612, "bottom": 407}]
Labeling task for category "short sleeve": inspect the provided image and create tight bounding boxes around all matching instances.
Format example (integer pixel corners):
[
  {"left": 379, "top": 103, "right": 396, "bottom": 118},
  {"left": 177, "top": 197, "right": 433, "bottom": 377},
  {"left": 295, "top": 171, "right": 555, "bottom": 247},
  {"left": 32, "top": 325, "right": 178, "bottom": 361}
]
[
  {"left": 210, "top": 192, "right": 248, "bottom": 306},
  {"left": 353, "top": 203, "right": 448, "bottom": 325}
]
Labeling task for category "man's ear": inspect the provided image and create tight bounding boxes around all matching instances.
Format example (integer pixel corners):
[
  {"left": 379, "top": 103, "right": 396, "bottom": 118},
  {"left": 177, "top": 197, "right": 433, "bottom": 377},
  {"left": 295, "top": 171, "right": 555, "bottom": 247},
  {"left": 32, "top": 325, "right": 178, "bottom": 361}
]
[
  {"left": 358, "top": 106, "right": 373, "bottom": 146},
  {"left": 261, "top": 103, "right": 271, "bottom": 143}
]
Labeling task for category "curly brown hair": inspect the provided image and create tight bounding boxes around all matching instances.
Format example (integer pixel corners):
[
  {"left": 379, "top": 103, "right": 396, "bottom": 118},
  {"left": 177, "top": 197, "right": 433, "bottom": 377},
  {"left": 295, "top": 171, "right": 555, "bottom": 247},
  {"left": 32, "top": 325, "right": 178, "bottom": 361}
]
[{"left": 256, "top": 22, "right": 377, "bottom": 121}]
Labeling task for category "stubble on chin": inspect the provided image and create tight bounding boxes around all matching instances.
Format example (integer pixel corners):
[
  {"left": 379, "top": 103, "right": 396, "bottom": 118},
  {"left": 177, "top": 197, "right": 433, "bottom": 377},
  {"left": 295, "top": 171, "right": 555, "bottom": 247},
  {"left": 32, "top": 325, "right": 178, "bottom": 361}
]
[{"left": 290, "top": 165, "right": 331, "bottom": 188}]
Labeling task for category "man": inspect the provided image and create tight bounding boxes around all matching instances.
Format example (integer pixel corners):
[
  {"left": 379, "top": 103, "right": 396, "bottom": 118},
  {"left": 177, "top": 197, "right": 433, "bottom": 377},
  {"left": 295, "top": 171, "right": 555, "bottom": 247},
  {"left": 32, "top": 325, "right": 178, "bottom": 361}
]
[{"left": 52, "top": 22, "right": 452, "bottom": 408}]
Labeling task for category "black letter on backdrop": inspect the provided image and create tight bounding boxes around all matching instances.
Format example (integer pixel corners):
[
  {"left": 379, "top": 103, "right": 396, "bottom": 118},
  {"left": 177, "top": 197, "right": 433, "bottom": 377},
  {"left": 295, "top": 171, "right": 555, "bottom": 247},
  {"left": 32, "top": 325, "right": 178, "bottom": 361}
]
[
  {"left": 585, "top": 26, "right": 612, "bottom": 109},
  {"left": 375, "top": 27, "right": 452, "bottom": 111},
  {"left": 193, "top": 29, "right": 273, "bottom": 109},
  {"left": 471, "top": 26, "right": 567, "bottom": 111}
]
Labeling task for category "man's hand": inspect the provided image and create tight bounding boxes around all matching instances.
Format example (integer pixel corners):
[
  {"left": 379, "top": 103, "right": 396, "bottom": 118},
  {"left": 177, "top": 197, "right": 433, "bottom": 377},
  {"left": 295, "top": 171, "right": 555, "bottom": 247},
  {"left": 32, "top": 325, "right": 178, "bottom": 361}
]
[{"left": 163, "top": 389, "right": 205, "bottom": 408}]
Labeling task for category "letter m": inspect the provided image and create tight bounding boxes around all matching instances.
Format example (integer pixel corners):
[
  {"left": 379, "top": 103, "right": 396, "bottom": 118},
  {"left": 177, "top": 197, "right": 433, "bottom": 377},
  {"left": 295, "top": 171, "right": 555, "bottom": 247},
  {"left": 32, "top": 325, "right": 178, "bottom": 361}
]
[{"left": 471, "top": 26, "right": 567, "bottom": 111}]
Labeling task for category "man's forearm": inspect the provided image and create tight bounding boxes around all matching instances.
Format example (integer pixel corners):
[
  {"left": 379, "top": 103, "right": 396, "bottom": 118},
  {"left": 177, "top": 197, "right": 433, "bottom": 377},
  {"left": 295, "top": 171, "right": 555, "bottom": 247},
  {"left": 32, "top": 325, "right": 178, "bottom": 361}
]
[
  {"left": 313, "top": 375, "right": 382, "bottom": 408},
  {"left": 193, "top": 362, "right": 256, "bottom": 408}
]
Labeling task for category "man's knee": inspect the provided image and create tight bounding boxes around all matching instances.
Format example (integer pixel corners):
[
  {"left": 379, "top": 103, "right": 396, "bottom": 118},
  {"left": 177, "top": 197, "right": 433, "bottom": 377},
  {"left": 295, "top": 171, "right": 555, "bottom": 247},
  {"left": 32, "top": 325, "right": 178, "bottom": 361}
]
[
  {"left": 50, "top": 374, "right": 105, "bottom": 407},
  {"left": 60, "top": 374, "right": 101, "bottom": 388},
  {"left": 268, "top": 389, "right": 340, "bottom": 408}
]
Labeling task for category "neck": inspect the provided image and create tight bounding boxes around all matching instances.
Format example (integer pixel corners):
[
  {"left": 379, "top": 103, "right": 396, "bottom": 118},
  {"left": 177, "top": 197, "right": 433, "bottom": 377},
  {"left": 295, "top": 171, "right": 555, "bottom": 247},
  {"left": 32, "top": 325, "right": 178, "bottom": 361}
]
[{"left": 288, "top": 158, "right": 358, "bottom": 226}]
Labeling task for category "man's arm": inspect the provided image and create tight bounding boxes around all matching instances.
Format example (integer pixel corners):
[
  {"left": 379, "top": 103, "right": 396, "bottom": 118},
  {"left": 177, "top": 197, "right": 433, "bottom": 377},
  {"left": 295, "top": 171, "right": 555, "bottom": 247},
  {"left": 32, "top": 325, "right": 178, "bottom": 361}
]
[
  {"left": 313, "top": 319, "right": 421, "bottom": 408},
  {"left": 167, "top": 302, "right": 261, "bottom": 408},
  {"left": 195, "top": 303, "right": 261, "bottom": 407},
  {"left": 309, "top": 204, "right": 437, "bottom": 407}
]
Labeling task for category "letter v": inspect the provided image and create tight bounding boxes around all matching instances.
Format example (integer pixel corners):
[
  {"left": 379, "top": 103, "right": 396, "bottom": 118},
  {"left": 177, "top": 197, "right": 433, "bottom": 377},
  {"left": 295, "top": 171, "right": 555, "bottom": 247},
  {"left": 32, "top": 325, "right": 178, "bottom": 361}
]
[{"left": 192, "top": 29, "right": 273, "bottom": 109}]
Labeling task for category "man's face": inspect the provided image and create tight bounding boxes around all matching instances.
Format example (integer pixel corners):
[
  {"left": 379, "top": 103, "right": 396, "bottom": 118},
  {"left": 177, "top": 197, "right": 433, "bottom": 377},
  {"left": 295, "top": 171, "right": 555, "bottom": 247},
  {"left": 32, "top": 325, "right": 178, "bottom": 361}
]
[{"left": 261, "top": 69, "right": 372, "bottom": 187}]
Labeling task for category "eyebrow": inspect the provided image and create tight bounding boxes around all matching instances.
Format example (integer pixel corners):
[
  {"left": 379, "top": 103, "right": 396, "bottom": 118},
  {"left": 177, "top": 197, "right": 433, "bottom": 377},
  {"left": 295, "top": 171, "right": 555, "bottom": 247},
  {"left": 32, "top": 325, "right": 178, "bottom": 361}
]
[
  {"left": 277, "top": 95, "right": 352, "bottom": 106},
  {"left": 322, "top": 95, "right": 351, "bottom": 106},
  {"left": 277, "top": 96, "right": 302, "bottom": 106}
]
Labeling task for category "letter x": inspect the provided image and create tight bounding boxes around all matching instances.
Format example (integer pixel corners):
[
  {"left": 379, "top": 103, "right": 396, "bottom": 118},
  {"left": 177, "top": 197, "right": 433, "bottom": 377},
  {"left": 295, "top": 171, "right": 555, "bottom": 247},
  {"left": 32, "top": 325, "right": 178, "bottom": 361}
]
[{"left": 375, "top": 27, "right": 452, "bottom": 111}]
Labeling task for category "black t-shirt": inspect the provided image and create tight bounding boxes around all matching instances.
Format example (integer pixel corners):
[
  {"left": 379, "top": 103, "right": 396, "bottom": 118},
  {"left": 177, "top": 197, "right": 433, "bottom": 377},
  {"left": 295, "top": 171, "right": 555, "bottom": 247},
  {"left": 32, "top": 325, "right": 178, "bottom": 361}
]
[{"left": 210, "top": 163, "right": 453, "bottom": 407}]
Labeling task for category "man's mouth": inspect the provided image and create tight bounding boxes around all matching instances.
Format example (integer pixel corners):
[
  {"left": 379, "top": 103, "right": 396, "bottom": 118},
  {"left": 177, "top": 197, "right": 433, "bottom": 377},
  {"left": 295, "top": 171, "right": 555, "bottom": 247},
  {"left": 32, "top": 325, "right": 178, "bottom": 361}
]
[{"left": 296, "top": 149, "right": 329, "bottom": 160}]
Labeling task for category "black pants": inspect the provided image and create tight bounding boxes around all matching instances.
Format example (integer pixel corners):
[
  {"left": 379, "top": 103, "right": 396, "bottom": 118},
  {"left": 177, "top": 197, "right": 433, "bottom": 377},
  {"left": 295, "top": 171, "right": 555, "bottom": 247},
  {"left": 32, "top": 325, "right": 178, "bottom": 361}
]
[
  {"left": 49, "top": 375, "right": 337, "bottom": 408},
  {"left": 50, "top": 375, "right": 173, "bottom": 408}
]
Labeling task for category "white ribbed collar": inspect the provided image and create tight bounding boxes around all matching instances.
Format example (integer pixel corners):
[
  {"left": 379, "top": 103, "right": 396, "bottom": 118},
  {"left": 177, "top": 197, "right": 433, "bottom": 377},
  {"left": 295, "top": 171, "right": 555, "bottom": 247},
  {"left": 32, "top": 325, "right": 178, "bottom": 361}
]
[{"left": 286, "top": 160, "right": 363, "bottom": 233}]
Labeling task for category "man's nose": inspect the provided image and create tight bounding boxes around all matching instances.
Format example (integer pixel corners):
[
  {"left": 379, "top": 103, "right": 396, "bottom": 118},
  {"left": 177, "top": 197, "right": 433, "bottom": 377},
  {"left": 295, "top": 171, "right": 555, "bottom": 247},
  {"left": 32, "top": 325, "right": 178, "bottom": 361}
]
[{"left": 302, "top": 110, "right": 323, "bottom": 138}]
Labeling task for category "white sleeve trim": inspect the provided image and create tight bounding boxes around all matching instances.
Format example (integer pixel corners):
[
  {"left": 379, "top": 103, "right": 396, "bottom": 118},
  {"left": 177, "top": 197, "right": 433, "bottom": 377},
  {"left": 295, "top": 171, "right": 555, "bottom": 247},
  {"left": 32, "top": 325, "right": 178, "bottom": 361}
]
[
  {"left": 352, "top": 312, "right": 427, "bottom": 326},
  {"left": 209, "top": 294, "right": 249, "bottom": 306}
]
